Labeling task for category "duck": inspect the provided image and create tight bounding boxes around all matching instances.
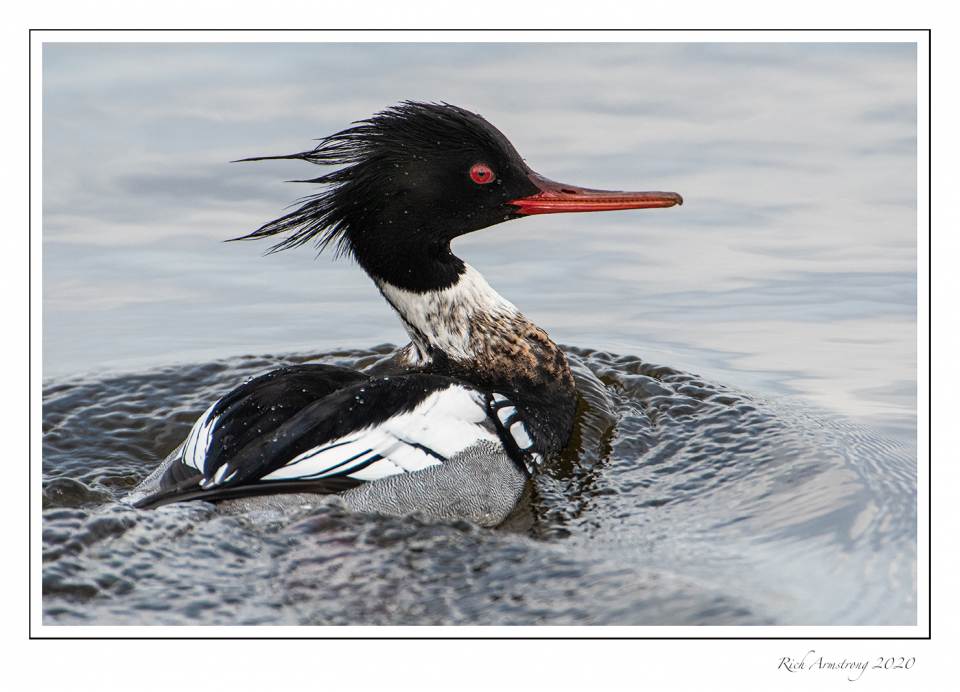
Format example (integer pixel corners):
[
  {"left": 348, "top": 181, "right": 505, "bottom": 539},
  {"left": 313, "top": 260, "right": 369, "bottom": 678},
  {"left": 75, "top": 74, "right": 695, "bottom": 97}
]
[{"left": 128, "top": 101, "right": 682, "bottom": 526}]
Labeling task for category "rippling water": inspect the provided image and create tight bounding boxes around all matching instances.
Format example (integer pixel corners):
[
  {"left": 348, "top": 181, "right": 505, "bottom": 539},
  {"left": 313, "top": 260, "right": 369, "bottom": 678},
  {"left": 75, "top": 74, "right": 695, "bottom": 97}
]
[
  {"left": 42, "top": 347, "right": 915, "bottom": 625},
  {"left": 41, "top": 42, "right": 917, "bottom": 625}
]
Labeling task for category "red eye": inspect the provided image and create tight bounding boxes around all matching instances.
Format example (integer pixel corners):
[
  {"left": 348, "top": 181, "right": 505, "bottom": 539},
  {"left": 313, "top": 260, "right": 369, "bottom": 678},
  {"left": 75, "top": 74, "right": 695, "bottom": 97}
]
[{"left": 469, "top": 163, "right": 495, "bottom": 185}]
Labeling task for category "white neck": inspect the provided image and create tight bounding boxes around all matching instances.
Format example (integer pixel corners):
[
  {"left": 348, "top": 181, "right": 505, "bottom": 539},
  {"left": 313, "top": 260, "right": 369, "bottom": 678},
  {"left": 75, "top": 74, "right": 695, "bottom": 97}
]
[{"left": 376, "top": 263, "right": 521, "bottom": 365}]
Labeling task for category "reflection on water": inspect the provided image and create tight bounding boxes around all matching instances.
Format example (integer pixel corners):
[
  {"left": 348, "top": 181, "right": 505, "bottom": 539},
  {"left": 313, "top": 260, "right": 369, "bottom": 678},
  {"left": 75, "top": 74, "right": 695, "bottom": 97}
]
[{"left": 42, "top": 348, "right": 915, "bottom": 625}]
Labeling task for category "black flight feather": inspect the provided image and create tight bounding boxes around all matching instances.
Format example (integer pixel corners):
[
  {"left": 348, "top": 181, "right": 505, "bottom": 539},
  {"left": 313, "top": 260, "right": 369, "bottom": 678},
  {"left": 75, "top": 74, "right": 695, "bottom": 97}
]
[{"left": 132, "top": 477, "right": 365, "bottom": 510}]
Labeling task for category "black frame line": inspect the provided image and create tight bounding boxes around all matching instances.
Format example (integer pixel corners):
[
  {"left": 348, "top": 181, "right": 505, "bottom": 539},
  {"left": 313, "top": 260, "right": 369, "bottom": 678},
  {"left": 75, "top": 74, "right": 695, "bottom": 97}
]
[{"left": 28, "top": 28, "right": 932, "bottom": 641}]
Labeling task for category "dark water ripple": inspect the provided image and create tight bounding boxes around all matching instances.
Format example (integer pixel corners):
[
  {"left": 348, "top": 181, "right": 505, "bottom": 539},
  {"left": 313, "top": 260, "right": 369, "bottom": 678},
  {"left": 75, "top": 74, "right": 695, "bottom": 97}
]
[{"left": 41, "top": 346, "right": 916, "bottom": 625}]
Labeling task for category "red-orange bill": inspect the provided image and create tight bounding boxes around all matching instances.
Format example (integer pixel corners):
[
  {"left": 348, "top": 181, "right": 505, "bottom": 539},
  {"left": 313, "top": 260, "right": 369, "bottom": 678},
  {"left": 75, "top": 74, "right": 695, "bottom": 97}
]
[{"left": 510, "top": 172, "right": 683, "bottom": 215}]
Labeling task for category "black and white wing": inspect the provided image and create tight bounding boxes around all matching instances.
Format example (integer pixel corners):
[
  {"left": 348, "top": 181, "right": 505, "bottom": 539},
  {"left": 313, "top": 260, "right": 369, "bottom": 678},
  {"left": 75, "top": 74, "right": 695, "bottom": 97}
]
[
  {"left": 133, "top": 369, "right": 529, "bottom": 508},
  {"left": 254, "top": 383, "right": 500, "bottom": 483}
]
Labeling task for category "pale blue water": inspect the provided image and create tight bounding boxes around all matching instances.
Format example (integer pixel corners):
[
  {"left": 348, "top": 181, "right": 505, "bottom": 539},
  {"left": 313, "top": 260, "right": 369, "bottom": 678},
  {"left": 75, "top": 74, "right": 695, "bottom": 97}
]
[{"left": 41, "top": 43, "right": 917, "bottom": 625}]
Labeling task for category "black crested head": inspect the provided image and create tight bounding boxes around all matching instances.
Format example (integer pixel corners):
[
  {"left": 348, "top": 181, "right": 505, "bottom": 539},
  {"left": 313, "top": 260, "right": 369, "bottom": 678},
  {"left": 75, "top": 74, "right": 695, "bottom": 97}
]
[{"left": 232, "top": 101, "right": 541, "bottom": 292}]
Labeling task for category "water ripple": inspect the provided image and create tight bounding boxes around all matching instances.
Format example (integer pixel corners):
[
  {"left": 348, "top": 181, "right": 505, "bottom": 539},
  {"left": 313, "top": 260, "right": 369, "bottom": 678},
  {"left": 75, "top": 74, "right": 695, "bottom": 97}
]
[{"left": 42, "top": 346, "right": 916, "bottom": 625}]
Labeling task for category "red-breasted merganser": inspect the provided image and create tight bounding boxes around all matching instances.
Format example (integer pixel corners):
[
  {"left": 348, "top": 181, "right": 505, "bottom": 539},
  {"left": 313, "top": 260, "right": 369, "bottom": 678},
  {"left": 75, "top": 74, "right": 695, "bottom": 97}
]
[{"left": 130, "top": 102, "right": 682, "bottom": 525}]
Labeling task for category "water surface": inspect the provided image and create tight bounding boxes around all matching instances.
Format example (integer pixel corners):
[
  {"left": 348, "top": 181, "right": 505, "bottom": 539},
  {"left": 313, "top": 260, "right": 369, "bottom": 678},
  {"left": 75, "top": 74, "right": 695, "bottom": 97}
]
[
  {"left": 41, "top": 42, "right": 917, "bottom": 625},
  {"left": 42, "top": 347, "right": 916, "bottom": 625}
]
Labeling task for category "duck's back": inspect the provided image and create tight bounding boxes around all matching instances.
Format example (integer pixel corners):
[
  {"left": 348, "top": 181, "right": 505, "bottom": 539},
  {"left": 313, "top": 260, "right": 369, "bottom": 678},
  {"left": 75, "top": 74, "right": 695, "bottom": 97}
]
[{"left": 128, "top": 362, "right": 541, "bottom": 524}]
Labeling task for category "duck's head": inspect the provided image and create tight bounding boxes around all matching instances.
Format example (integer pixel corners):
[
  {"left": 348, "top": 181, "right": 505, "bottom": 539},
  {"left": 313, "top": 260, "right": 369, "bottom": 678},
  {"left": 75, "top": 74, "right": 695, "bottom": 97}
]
[{"left": 235, "top": 101, "right": 682, "bottom": 291}]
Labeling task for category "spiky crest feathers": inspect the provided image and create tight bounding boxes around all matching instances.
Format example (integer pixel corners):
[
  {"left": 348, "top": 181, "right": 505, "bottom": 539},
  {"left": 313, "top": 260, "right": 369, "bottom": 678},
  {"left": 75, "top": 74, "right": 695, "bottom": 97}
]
[{"left": 230, "top": 101, "right": 516, "bottom": 258}]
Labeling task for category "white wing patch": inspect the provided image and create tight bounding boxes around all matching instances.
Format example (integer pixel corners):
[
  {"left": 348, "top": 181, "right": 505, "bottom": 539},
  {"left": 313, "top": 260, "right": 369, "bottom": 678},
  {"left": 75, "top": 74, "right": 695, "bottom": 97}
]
[
  {"left": 182, "top": 400, "right": 220, "bottom": 474},
  {"left": 242, "top": 385, "right": 500, "bottom": 485}
]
